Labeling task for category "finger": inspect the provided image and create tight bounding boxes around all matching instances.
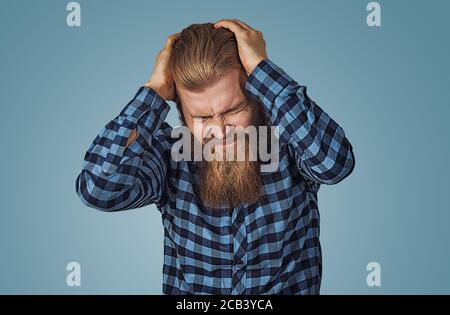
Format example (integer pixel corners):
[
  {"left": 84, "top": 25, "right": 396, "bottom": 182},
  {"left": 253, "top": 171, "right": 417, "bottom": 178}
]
[
  {"left": 213, "top": 19, "right": 245, "bottom": 34},
  {"left": 230, "top": 19, "right": 254, "bottom": 31},
  {"left": 164, "top": 33, "right": 181, "bottom": 48}
]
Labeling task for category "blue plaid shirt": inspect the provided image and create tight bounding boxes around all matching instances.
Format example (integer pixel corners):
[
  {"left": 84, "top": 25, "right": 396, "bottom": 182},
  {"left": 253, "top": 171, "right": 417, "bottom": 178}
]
[{"left": 75, "top": 59, "right": 355, "bottom": 295}]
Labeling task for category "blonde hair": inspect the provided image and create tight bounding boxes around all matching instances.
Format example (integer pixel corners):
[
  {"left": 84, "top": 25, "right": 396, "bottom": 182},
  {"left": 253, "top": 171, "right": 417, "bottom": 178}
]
[{"left": 170, "top": 23, "right": 246, "bottom": 92}]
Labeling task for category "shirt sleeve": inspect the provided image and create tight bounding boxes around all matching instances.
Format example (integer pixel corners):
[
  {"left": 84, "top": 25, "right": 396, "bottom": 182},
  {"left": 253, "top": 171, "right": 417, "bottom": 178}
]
[
  {"left": 245, "top": 59, "right": 355, "bottom": 185},
  {"left": 75, "top": 86, "right": 172, "bottom": 211}
]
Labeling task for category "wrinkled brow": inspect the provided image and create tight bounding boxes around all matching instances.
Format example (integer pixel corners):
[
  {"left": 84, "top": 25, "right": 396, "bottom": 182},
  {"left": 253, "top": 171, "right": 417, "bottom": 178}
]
[{"left": 190, "top": 100, "right": 247, "bottom": 119}]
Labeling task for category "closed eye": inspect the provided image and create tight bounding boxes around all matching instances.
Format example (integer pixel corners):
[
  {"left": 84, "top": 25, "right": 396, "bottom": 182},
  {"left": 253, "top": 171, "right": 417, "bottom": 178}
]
[
  {"left": 229, "top": 101, "right": 247, "bottom": 114},
  {"left": 224, "top": 101, "right": 248, "bottom": 116},
  {"left": 190, "top": 101, "right": 247, "bottom": 120},
  {"left": 192, "top": 115, "right": 213, "bottom": 120}
]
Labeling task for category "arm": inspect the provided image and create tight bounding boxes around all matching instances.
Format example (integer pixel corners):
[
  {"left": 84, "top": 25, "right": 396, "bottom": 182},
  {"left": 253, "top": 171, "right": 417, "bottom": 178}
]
[
  {"left": 75, "top": 86, "right": 171, "bottom": 211},
  {"left": 75, "top": 33, "right": 180, "bottom": 211},
  {"left": 245, "top": 59, "right": 355, "bottom": 185},
  {"left": 212, "top": 20, "right": 354, "bottom": 184}
]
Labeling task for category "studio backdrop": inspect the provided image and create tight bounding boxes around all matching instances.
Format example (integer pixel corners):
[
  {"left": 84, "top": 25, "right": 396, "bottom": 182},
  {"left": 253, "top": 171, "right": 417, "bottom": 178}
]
[{"left": 0, "top": 0, "right": 449, "bottom": 294}]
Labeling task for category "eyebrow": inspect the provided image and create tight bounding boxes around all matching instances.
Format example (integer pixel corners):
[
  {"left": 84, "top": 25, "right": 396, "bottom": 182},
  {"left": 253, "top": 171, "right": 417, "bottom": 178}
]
[{"left": 190, "top": 100, "right": 247, "bottom": 119}]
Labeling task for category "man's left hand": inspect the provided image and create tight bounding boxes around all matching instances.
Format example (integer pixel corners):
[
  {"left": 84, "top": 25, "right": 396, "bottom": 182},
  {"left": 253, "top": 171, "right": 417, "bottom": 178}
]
[{"left": 214, "top": 19, "right": 268, "bottom": 76}]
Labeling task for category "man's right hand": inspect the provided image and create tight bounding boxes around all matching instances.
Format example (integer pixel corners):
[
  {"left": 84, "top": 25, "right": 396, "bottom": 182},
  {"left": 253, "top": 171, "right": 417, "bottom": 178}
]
[
  {"left": 144, "top": 33, "right": 180, "bottom": 101},
  {"left": 128, "top": 33, "right": 180, "bottom": 148}
]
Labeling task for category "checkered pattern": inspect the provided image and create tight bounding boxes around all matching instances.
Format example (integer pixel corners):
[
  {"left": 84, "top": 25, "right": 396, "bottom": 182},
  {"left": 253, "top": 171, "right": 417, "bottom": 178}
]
[{"left": 75, "top": 59, "right": 355, "bottom": 294}]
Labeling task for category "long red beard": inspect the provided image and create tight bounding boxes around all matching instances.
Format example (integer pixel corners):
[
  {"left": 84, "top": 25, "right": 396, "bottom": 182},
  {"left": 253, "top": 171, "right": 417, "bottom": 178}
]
[
  {"left": 198, "top": 158, "right": 263, "bottom": 209},
  {"left": 197, "top": 132, "right": 264, "bottom": 209}
]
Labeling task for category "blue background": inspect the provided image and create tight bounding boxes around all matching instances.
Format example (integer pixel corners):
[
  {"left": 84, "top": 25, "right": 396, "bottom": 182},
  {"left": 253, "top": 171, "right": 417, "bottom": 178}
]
[{"left": 0, "top": 0, "right": 449, "bottom": 294}]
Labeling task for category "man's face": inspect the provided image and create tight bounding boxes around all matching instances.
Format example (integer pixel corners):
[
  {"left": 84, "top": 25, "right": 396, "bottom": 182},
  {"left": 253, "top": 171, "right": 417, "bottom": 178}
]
[
  {"left": 176, "top": 69, "right": 260, "bottom": 149},
  {"left": 175, "top": 68, "right": 265, "bottom": 209}
]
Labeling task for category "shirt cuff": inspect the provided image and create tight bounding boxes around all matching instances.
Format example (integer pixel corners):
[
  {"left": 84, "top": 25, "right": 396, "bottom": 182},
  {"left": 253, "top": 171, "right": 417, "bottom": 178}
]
[
  {"left": 119, "top": 86, "right": 169, "bottom": 123},
  {"left": 101, "top": 87, "right": 170, "bottom": 174},
  {"left": 245, "top": 59, "right": 295, "bottom": 106}
]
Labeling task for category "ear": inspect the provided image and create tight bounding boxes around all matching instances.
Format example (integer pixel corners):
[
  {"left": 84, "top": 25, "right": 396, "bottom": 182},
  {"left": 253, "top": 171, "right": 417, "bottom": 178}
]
[
  {"left": 173, "top": 81, "right": 179, "bottom": 98},
  {"left": 238, "top": 68, "right": 248, "bottom": 95}
]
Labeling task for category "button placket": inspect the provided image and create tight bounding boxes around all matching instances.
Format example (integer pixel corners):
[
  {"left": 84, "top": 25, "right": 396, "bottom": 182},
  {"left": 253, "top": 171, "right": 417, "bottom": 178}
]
[{"left": 231, "top": 206, "right": 247, "bottom": 295}]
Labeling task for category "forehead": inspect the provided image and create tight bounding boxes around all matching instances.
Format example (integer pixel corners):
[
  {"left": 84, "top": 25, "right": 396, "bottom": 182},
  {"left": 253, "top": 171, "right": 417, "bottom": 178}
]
[{"left": 177, "top": 69, "right": 246, "bottom": 115}]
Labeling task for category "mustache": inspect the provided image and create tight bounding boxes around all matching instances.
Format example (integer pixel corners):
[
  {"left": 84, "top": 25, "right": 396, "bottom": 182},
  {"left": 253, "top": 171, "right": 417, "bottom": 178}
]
[
  {"left": 202, "top": 126, "right": 249, "bottom": 142},
  {"left": 203, "top": 132, "right": 257, "bottom": 161}
]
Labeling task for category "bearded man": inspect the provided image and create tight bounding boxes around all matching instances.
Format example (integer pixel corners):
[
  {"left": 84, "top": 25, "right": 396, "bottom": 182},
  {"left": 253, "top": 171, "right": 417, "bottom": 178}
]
[{"left": 76, "top": 19, "right": 355, "bottom": 295}]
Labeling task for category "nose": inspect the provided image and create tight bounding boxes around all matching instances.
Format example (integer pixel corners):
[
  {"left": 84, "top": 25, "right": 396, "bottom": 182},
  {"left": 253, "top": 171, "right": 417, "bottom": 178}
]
[{"left": 204, "top": 120, "right": 234, "bottom": 142}]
